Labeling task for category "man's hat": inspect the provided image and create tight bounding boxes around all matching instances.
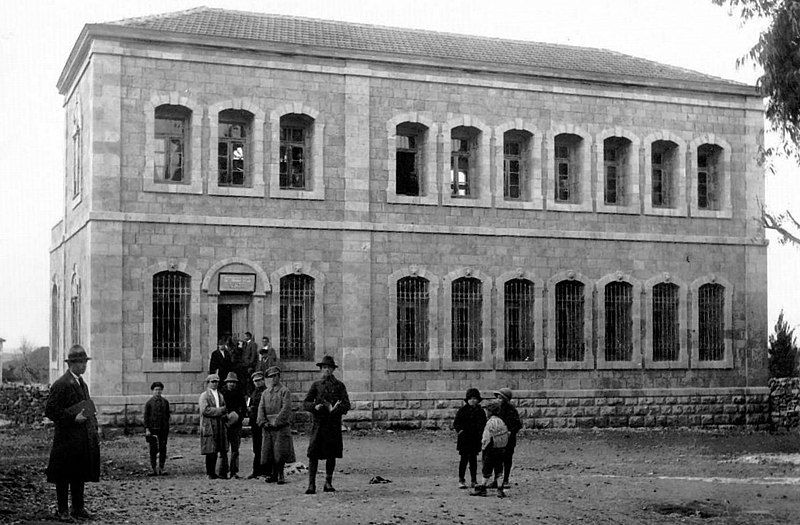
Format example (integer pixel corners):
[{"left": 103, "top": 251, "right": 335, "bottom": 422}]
[
  {"left": 206, "top": 373, "right": 220, "bottom": 383},
  {"left": 251, "top": 371, "right": 265, "bottom": 381},
  {"left": 224, "top": 372, "right": 239, "bottom": 383},
  {"left": 65, "top": 345, "right": 91, "bottom": 363},
  {"left": 465, "top": 388, "right": 482, "bottom": 402},
  {"left": 265, "top": 366, "right": 281, "bottom": 378},
  {"left": 316, "top": 355, "right": 338, "bottom": 369},
  {"left": 493, "top": 387, "right": 513, "bottom": 402}
]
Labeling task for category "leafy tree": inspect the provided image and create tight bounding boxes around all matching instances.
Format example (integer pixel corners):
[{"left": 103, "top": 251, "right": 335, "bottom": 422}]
[
  {"left": 768, "top": 310, "right": 798, "bottom": 377},
  {"left": 713, "top": 0, "right": 800, "bottom": 244},
  {"left": 1, "top": 339, "right": 48, "bottom": 384}
]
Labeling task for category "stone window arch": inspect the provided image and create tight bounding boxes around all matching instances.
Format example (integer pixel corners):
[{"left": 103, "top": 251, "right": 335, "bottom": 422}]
[
  {"left": 442, "top": 115, "right": 491, "bottom": 208},
  {"left": 643, "top": 131, "right": 687, "bottom": 216},
  {"left": 270, "top": 263, "right": 326, "bottom": 370},
  {"left": 442, "top": 268, "right": 492, "bottom": 369},
  {"left": 387, "top": 267, "right": 440, "bottom": 370},
  {"left": 596, "top": 272, "right": 642, "bottom": 369},
  {"left": 493, "top": 120, "right": 543, "bottom": 210},
  {"left": 143, "top": 93, "right": 202, "bottom": 194},
  {"left": 208, "top": 99, "right": 265, "bottom": 197},
  {"left": 688, "top": 135, "right": 732, "bottom": 219},
  {"left": 546, "top": 270, "right": 594, "bottom": 369},
  {"left": 690, "top": 275, "right": 733, "bottom": 369},
  {"left": 496, "top": 269, "right": 544, "bottom": 369},
  {"left": 545, "top": 125, "right": 592, "bottom": 212},
  {"left": 269, "top": 103, "right": 324, "bottom": 200},
  {"left": 644, "top": 273, "right": 688, "bottom": 369},
  {"left": 595, "top": 128, "right": 641, "bottom": 214},
  {"left": 386, "top": 112, "right": 438, "bottom": 205}
]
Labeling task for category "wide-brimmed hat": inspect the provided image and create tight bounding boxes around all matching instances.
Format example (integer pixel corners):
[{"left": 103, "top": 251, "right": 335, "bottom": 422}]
[
  {"left": 265, "top": 366, "right": 281, "bottom": 378},
  {"left": 206, "top": 373, "right": 220, "bottom": 383},
  {"left": 65, "top": 345, "right": 91, "bottom": 363},
  {"left": 224, "top": 372, "right": 239, "bottom": 383},
  {"left": 251, "top": 371, "right": 265, "bottom": 381},
  {"left": 493, "top": 387, "right": 513, "bottom": 402},
  {"left": 316, "top": 355, "right": 338, "bottom": 369},
  {"left": 465, "top": 388, "right": 482, "bottom": 402}
]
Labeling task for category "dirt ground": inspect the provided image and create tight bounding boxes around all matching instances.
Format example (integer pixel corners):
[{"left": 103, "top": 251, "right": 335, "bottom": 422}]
[{"left": 2, "top": 426, "right": 800, "bottom": 524}]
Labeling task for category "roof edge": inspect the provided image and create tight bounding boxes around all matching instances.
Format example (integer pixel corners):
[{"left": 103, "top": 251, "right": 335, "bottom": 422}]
[{"left": 58, "top": 24, "right": 760, "bottom": 98}]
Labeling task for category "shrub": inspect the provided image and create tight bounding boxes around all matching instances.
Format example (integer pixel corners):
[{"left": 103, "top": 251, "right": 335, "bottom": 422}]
[{"left": 769, "top": 311, "right": 798, "bottom": 378}]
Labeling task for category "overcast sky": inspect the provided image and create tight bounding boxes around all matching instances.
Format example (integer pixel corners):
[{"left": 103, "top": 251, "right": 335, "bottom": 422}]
[{"left": 0, "top": 0, "right": 797, "bottom": 350}]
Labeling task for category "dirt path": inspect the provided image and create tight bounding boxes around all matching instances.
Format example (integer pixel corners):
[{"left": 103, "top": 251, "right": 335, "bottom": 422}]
[{"left": 2, "top": 427, "right": 800, "bottom": 524}]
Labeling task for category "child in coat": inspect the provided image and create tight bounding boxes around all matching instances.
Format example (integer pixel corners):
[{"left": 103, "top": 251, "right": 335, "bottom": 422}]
[
  {"left": 470, "top": 401, "right": 509, "bottom": 498},
  {"left": 143, "top": 381, "right": 171, "bottom": 476},
  {"left": 453, "top": 388, "right": 486, "bottom": 489}
]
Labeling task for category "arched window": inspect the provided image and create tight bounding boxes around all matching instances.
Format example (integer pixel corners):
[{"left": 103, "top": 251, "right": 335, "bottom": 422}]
[
  {"left": 396, "top": 276, "right": 430, "bottom": 362},
  {"left": 652, "top": 282, "right": 679, "bottom": 362},
  {"left": 697, "top": 144, "right": 723, "bottom": 210},
  {"left": 698, "top": 283, "right": 725, "bottom": 361},
  {"left": 554, "top": 133, "right": 584, "bottom": 203},
  {"left": 555, "top": 280, "right": 584, "bottom": 362},
  {"left": 451, "top": 277, "right": 482, "bottom": 361},
  {"left": 503, "top": 130, "right": 532, "bottom": 201},
  {"left": 604, "top": 282, "right": 633, "bottom": 362},
  {"left": 280, "top": 274, "right": 315, "bottom": 361},
  {"left": 280, "top": 113, "right": 314, "bottom": 190},
  {"left": 217, "top": 109, "right": 253, "bottom": 187},
  {"left": 154, "top": 104, "right": 190, "bottom": 182},
  {"left": 152, "top": 271, "right": 191, "bottom": 362},
  {"left": 70, "top": 276, "right": 81, "bottom": 347},
  {"left": 450, "top": 126, "right": 481, "bottom": 198},
  {"left": 504, "top": 279, "right": 534, "bottom": 362},
  {"left": 651, "top": 140, "right": 679, "bottom": 208}
]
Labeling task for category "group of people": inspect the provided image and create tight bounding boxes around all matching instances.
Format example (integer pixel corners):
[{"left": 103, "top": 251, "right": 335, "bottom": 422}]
[{"left": 44, "top": 341, "right": 520, "bottom": 521}]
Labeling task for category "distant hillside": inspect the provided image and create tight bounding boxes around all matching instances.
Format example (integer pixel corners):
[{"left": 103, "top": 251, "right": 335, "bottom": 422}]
[{"left": 2, "top": 346, "right": 49, "bottom": 384}]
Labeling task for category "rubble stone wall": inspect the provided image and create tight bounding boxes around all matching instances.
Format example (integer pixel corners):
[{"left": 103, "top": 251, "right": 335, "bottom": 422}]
[{"left": 768, "top": 377, "right": 800, "bottom": 429}]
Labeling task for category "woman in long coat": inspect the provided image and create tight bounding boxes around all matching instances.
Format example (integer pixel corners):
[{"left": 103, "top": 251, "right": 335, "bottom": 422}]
[
  {"left": 256, "top": 366, "right": 295, "bottom": 483},
  {"left": 303, "top": 355, "right": 350, "bottom": 494},
  {"left": 198, "top": 373, "right": 229, "bottom": 479}
]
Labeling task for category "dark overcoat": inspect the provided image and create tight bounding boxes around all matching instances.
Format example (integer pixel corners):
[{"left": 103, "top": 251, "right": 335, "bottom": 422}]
[
  {"left": 208, "top": 349, "right": 233, "bottom": 382},
  {"left": 496, "top": 402, "right": 522, "bottom": 451},
  {"left": 45, "top": 371, "right": 100, "bottom": 483},
  {"left": 303, "top": 375, "right": 350, "bottom": 459},
  {"left": 453, "top": 403, "right": 487, "bottom": 455}
]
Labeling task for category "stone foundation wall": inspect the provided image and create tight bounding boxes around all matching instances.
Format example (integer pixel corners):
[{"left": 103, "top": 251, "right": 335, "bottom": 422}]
[
  {"left": 0, "top": 384, "right": 47, "bottom": 425},
  {"left": 96, "top": 387, "right": 770, "bottom": 431},
  {"left": 768, "top": 377, "right": 800, "bottom": 429}
]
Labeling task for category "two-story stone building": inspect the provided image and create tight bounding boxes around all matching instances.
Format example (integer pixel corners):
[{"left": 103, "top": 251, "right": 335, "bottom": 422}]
[{"left": 50, "top": 7, "right": 769, "bottom": 428}]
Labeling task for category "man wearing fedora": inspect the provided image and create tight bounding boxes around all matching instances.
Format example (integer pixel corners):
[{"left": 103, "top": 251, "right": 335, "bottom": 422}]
[
  {"left": 221, "top": 372, "right": 246, "bottom": 478},
  {"left": 45, "top": 344, "right": 100, "bottom": 521},
  {"left": 492, "top": 387, "right": 522, "bottom": 489},
  {"left": 198, "top": 373, "right": 229, "bottom": 479},
  {"left": 303, "top": 355, "right": 350, "bottom": 494},
  {"left": 257, "top": 366, "right": 295, "bottom": 484}
]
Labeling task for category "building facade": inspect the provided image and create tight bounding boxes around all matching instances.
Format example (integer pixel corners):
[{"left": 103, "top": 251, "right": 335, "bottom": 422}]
[{"left": 50, "top": 8, "right": 769, "bottom": 429}]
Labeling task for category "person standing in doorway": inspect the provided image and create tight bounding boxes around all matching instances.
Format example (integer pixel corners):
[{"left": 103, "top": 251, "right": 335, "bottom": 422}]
[
  {"left": 221, "top": 372, "right": 246, "bottom": 478},
  {"left": 144, "top": 381, "right": 171, "bottom": 476},
  {"left": 45, "top": 345, "right": 100, "bottom": 521},
  {"left": 303, "top": 355, "right": 350, "bottom": 494},
  {"left": 247, "top": 372, "right": 267, "bottom": 479},
  {"left": 198, "top": 374, "right": 228, "bottom": 479}
]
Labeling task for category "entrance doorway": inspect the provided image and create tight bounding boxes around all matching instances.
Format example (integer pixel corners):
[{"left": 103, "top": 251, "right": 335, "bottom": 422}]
[{"left": 217, "top": 295, "right": 251, "bottom": 344}]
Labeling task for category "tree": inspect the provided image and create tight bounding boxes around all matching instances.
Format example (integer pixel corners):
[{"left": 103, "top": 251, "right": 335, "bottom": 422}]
[
  {"left": 713, "top": 0, "right": 800, "bottom": 245},
  {"left": 1, "top": 339, "right": 48, "bottom": 384},
  {"left": 768, "top": 310, "right": 798, "bottom": 377}
]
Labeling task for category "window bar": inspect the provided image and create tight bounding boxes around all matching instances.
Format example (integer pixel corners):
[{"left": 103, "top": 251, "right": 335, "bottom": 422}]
[
  {"left": 397, "top": 277, "right": 429, "bottom": 362},
  {"left": 652, "top": 283, "right": 679, "bottom": 361},
  {"left": 604, "top": 282, "right": 632, "bottom": 362},
  {"left": 698, "top": 284, "right": 724, "bottom": 361},
  {"left": 505, "top": 279, "right": 534, "bottom": 362},
  {"left": 555, "top": 281, "right": 583, "bottom": 362},
  {"left": 280, "top": 275, "right": 315, "bottom": 361},
  {"left": 452, "top": 278, "right": 482, "bottom": 361}
]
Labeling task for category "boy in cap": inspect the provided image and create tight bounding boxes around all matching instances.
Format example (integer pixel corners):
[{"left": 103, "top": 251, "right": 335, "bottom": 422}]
[
  {"left": 222, "top": 372, "right": 246, "bottom": 478},
  {"left": 144, "top": 381, "right": 171, "bottom": 476},
  {"left": 45, "top": 344, "right": 100, "bottom": 521},
  {"left": 247, "top": 371, "right": 267, "bottom": 479},
  {"left": 199, "top": 373, "right": 228, "bottom": 479},
  {"left": 493, "top": 387, "right": 522, "bottom": 489},
  {"left": 257, "top": 366, "right": 295, "bottom": 484},
  {"left": 470, "top": 401, "right": 509, "bottom": 498},
  {"left": 453, "top": 388, "right": 486, "bottom": 489}
]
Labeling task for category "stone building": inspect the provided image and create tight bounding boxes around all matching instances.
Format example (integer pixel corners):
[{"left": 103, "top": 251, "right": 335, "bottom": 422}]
[{"left": 50, "top": 7, "right": 768, "bottom": 429}]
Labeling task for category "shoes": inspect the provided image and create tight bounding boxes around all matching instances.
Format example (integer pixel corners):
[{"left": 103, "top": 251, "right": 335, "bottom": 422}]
[
  {"left": 487, "top": 480, "right": 498, "bottom": 489},
  {"left": 458, "top": 480, "right": 467, "bottom": 489},
  {"left": 469, "top": 485, "right": 487, "bottom": 497},
  {"left": 148, "top": 471, "right": 159, "bottom": 477},
  {"left": 158, "top": 466, "right": 165, "bottom": 475},
  {"left": 54, "top": 509, "right": 74, "bottom": 522},
  {"left": 208, "top": 474, "right": 218, "bottom": 480},
  {"left": 305, "top": 484, "right": 316, "bottom": 494},
  {"left": 497, "top": 488, "right": 507, "bottom": 498},
  {"left": 71, "top": 507, "right": 94, "bottom": 520},
  {"left": 323, "top": 481, "right": 336, "bottom": 492},
  {"left": 230, "top": 473, "right": 241, "bottom": 479},
  {"left": 264, "top": 476, "right": 277, "bottom": 483},
  {"left": 277, "top": 478, "right": 286, "bottom": 485},
  {"left": 470, "top": 481, "right": 477, "bottom": 488}
]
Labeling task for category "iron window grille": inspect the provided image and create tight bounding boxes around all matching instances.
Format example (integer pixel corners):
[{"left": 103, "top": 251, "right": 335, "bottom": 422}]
[
  {"left": 450, "top": 138, "right": 472, "bottom": 197},
  {"left": 452, "top": 277, "right": 482, "bottom": 361},
  {"left": 152, "top": 271, "right": 191, "bottom": 362},
  {"left": 604, "top": 282, "right": 633, "bottom": 361},
  {"left": 218, "top": 111, "right": 249, "bottom": 186},
  {"left": 505, "top": 279, "right": 534, "bottom": 362},
  {"left": 280, "top": 274, "right": 315, "bottom": 361},
  {"left": 697, "top": 145, "right": 719, "bottom": 210},
  {"left": 396, "top": 134, "right": 420, "bottom": 196},
  {"left": 155, "top": 105, "right": 188, "bottom": 182},
  {"left": 396, "top": 276, "right": 429, "bottom": 361},
  {"left": 280, "top": 126, "right": 307, "bottom": 189},
  {"left": 504, "top": 141, "right": 522, "bottom": 200},
  {"left": 698, "top": 283, "right": 725, "bottom": 361},
  {"left": 652, "top": 282, "right": 679, "bottom": 361},
  {"left": 555, "top": 280, "right": 584, "bottom": 362}
]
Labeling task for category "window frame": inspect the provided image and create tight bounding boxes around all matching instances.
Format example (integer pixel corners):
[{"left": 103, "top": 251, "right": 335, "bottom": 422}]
[
  {"left": 496, "top": 270, "right": 544, "bottom": 369},
  {"left": 595, "top": 130, "right": 641, "bottom": 215},
  {"left": 442, "top": 268, "right": 492, "bottom": 370},
  {"left": 643, "top": 132, "right": 687, "bottom": 217},
  {"left": 644, "top": 274, "right": 689, "bottom": 369},
  {"left": 217, "top": 111, "right": 251, "bottom": 188},
  {"left": 441, "top": 116, "right": 491, "bottom": 208},
  {"left": 690, "top": 275, "right": 733, "bottom": 369},
  {"left": 279, "top": 114, "right": 315, "bottom": 191},
  {"left": 545, "top": 126, "right": 592, "bottom": 212},
  {"left": 154, "top": 104, "right": 190, "bottom": 184},
  {"left": 387, "top": 267, "right": 440, "bottom": 371},
  {"left": 269, "top": 104, "right": 324, "bottom": 201},
  {"left": 493, "top": 122, "right": 543, "bottom": 210},
  {"left": 208, "top": 100, "right": 265, "bottom": 197},
  {"left": 546, "top": 271, "right": 594, "bottom": 370},
  {"left": 596, "top": 273, "right": 642, "bottom": 369},
  {"left": 386, "top": 113, "right": 438, "bottom": 205},
  {"left": 688, "top": 135, "right": 732, "bottom": 219},
  {"left": 70, "top": 274, "right": 81, "bottom": 348},
  {"left": 151, "top": 270, "right": 192, "bottom": 363}
]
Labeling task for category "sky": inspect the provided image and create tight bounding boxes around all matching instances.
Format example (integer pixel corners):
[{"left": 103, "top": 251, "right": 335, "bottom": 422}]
[{"left": 0, "top": 0, "right": 797, "bottom": 350}]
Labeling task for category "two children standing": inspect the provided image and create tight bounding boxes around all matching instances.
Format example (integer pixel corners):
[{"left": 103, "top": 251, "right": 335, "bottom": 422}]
[{"left": 453, "top": 387, "right": 521, "bottom": 498}]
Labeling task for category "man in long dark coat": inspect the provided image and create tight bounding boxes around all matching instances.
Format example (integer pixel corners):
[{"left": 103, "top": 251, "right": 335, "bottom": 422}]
[
  {"left": 45, "top": 344, "right": 100, "bottom": 521},
  {"left": 303, "top": 355, "right": 350, "bottom": 494},
  {"left": 246, "top": 372, "right": 267, "bottom": 478},
  {"left": 209, "top": 340, "right": 233, "bottom": 383}
]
